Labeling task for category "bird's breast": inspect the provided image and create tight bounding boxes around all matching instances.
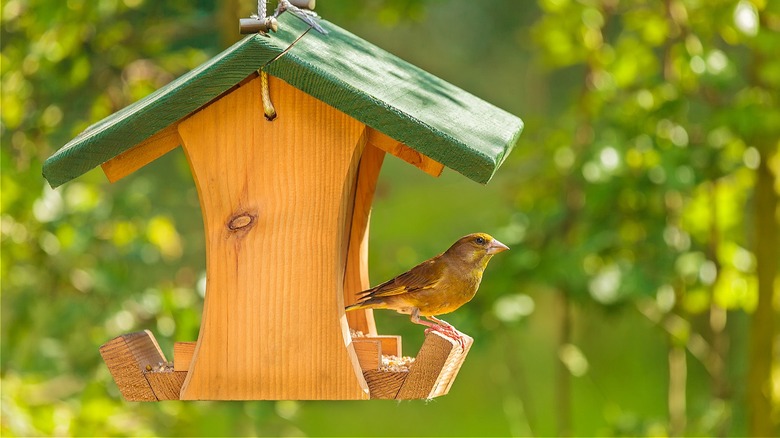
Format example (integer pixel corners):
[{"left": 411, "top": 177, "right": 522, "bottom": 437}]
[{"left": 399, "top": 270, "right": 483, "bottom": 316}]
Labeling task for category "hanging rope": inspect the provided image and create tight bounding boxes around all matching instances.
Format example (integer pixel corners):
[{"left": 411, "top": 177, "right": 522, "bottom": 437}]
[
  {"left": 250, "top": 0, "right": 276, "bottom": 120},
  {"left": 273, "top": 0, "right": 327, "bottom": 35},
  {"left": 257, "top": 0, "right": 267, "bottom": 20},
  {"left": 241, "top": 0, "right": 327, "bottom": 121},
  {"left": 260, "top": 70, "right": 276, "bottom": 121}
]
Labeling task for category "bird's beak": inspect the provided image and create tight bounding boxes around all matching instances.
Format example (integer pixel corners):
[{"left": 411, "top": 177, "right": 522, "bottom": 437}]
[{"left": 487, "top": 239, "right": 510, "bottom": 254}]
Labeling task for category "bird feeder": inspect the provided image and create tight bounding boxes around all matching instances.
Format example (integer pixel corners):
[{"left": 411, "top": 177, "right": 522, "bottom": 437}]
[{"left": 43, "top": 14, "right": 523, "bottom": 401}]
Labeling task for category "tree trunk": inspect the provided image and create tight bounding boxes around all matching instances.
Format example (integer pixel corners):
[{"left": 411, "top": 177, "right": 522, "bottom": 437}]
[
  {"left": 747, "top": 148, "right": 778, "bottom": 437},
  {"left": 218, "top": 0, "right": 242, "bottom": 49},
  {"left": 556, "top": 290, "right": 572, "bottom": 437}
]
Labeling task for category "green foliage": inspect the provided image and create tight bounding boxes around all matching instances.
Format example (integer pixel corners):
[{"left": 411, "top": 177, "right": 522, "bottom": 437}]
[
  {"left": 2, "top": 0, "right": 778, "bottom": 436},
  {"left": 500, "top": 0, "right": 779, "bottom": 435}
]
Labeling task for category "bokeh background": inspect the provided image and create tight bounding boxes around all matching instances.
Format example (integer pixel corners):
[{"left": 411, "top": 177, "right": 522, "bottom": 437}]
[{"left": 2, "top": 0, "right": 779, "bottom": 436}]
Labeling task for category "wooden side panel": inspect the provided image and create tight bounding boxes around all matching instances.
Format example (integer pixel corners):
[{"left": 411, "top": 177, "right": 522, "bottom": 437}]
[
  {"left": 177, "top": 75, "right": 368, "bottom": 400},
  {"left": 396, "top": 331, "right": 473, "bottom": 400},
  {"left": 145, "top": 371, "right": 187, "bottom": 400},
  {"left": 373, "top": 335, "right": 402, "bottom": 357},
  {"left": 367, "top": 128, "right": 443, "bottom": 178},
  {"left": 101, "top": 125, "right": 182, "bottom": 183},
  {"left": 351, "top": 335, "right": 402, "bottom": 357},
  {"left": 434, "top": 334, "right": 474, "bottom": 397},
  {"left": 343, "top": 144, "right": 385, "bottom": 335},
  {"left": 363, "top": 370, "right": 407, "bottom": 399},
  {"left": 353, "top": 339, "right": 381, "bottom": 371},
  {"left": 99, "top": 330, "right": 166, "bottom": 402}
]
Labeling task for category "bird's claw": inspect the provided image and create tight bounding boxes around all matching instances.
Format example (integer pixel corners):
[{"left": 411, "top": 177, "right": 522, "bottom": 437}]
[{"left": 425, "top": 325, "right": 467, "bottom": 350}]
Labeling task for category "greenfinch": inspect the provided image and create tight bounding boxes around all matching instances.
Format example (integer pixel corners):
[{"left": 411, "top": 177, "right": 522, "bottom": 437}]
[{"left": 346, "top": 233, "right": 509, "bottom": 346}]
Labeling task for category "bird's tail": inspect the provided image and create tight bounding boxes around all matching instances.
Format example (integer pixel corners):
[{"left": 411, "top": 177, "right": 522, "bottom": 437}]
[
  {"left": 346, "top": 298, "right": 387, "bottom": 312},
  {"left": 345, "top": 302, "right": 369, "bottom": 312}
]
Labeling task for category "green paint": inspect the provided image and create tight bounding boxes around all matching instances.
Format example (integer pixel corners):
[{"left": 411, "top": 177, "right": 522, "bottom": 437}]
[{"left": 43, "top": 14, "right": 522, "bottom": 187}]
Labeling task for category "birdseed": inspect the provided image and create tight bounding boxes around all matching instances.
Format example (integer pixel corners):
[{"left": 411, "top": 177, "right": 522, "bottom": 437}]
[
  {"left": 379, "top": 354, "right": 415, "bottom": 372},
  {"left": 144, "top": 361, "right": 175, "bottom": 373}
]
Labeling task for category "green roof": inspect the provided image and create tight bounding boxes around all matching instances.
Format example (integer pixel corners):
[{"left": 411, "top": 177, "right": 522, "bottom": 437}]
[{"left": 43, "top": 14, "right": 523, "bottom": 187}]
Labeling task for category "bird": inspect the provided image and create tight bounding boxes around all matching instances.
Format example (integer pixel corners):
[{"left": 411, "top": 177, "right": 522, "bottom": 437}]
[{"left": 345, "top": 233, "right": 509, "bottom": 347}]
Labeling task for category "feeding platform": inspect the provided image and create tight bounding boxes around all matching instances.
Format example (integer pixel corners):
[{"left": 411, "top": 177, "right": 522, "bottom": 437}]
[{"left": 43, "top": 13, "right": 522, "bottom": 401}]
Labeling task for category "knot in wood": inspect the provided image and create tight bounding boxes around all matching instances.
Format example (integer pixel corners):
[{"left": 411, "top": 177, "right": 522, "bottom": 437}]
[{"left": 227, "top": 214, "right": 255, "bottom": 231}]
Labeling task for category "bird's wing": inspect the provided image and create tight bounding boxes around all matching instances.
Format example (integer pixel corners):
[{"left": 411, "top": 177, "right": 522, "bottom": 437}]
[{"left": 359, "top": 259, "right": 442, "bottom": 299}]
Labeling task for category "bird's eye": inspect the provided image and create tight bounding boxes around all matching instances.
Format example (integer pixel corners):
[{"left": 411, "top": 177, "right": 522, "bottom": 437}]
[{"left": 475, "top": 236, "right": 486, "bottom": 245}]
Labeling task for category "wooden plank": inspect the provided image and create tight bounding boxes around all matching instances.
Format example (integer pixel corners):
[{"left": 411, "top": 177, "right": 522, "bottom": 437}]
[
  {"left": 434, "top": 334, "right": 474, "bottom": 397},
  {"left": 351, "top": 335, "right": 402, "bottom": 357},
  {"left": 343, "top": 143, "right": 384, "bottom": 335},
  {"left": 177, "top": 75, "right": 367, "bottom": 400},
  {"left": 373, "top": 335, "right": 402, "bottom": 357},
  {"left": 364, "top": 370, "right": 408, "bottom": 399},
  {"left": 352, "top": 339, "right": 381, "bottom": 371},
  {"left": 44, "top": 13, "right": 522, "bottom": 188},
  {"left": 98, "top": 330, "right": 166, "bottom": 402},
  {"left": 145, "top": 370, "right": 187, "bottom": 400},
  {"left": 367, "top": 128, "right": 443, "bottom": 178},
  {"left": 173, "top": 342, "right": 196, "bottom": 372},
  {"left": 101, "top": 125, "right": 181, "bottom": 183},
  {"left": 396, "top": 331, "right": 472, "bottom": 400}
]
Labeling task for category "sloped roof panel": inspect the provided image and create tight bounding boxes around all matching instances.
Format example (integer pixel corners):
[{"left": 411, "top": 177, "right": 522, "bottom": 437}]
[{"left": 43, "top": 14, "right": 522, "bottom": 187}]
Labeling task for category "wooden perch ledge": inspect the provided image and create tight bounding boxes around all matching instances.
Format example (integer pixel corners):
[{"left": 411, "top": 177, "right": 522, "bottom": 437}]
[
  {"left": 99, "top": 330, "right": 186, "bottom": 402},
  {"left": 366, "top": 331, "right": 474, "bottom": 400},
  {"left": 100, "top": 330, "right": 472, "bottom": 401}
]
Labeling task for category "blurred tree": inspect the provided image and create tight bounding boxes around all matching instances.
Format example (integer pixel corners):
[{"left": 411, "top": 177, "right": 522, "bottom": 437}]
[
  {"left": 2, "top": 1, "right": 220, "bottom": 434},
  {"left": 504, "top": 0, "right": 779, "bottom": 435}
]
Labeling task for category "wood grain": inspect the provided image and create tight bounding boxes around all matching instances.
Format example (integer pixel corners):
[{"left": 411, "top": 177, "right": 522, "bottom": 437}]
[
  {"left": 363, "top": 370, "right": 408, "bottom": 399},
  {"left": 352, "top": 339, "right": 381, "bottom": 371},
  {"left": 373, "top": 335, "right": 402, "bottom": 357},
  {"left": 99, "top": 330, "right": 165, "bottom": 402},
  {"left": 433, "top": 333, "right": 473, "bottom": 397},
  {"left": 177, "top": 75, "right": 368, "bottom": 400},
  {"left": 145, "top": 371, "right": 187, "bottom": 400},
  {"left": 173, "top": 342, "right": 196, "bottom": 372},
  {"left": 101, "top": 125, "right": 182, "bottom": 183},
  {"left": 366, "top": 128, "right": 443, "bottom": 178},
  {"left": 351, "top": 335, "right": 402, "bottom": 357},
  {"left": 396, "top": 331, "right": 472, "bottom": 400}
]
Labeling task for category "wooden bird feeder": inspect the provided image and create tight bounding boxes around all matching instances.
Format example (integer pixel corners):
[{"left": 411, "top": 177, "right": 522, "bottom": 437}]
[{"left": 43, "top": 14, "right": 523, "bottom": 401}]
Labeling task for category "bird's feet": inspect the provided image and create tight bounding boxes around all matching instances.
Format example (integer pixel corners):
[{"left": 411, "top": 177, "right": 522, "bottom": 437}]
[
  {"left": 425, "top": 324, "right": 467, "bottom": 349},
  {"left": 411, "top": 309, "right": 468, "bottom": 349}
]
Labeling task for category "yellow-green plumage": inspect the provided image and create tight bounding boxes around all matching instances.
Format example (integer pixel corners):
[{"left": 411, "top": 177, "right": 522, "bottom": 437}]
[{"left": 346, "top": 233, "right": 509, "bottom": 326}]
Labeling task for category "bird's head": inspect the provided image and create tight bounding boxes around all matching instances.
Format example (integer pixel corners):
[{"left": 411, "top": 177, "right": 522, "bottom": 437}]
[{"left": 446, "top": 232, "right": 509, "bottom": 266}]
